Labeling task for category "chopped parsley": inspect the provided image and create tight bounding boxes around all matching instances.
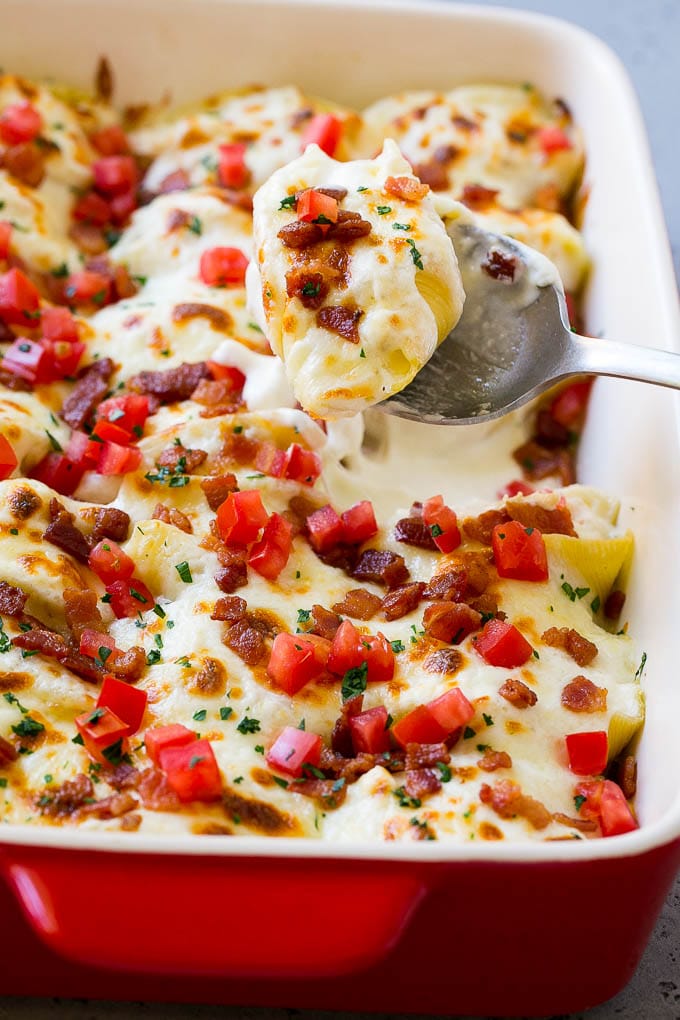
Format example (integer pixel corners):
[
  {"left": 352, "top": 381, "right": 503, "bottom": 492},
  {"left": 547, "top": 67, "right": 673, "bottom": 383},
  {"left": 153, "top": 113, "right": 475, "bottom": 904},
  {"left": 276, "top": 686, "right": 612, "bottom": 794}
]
[
  {"left": 392, "top": 222, "right": 411, "bottom": 231},
  {"left": 72, "top": 733, "right": 85, "bottom": 745},
  {"left": 0, "top": 626, "right": 10, "bottom": 654},
  {"left": 482, "top": 713, "right": 494, "bottom": 727},
  {"left": 302, "top": 762, "right": 325, "bottom": 779},
  {"left": 187, "top": 215, "right": 203, "bottom": 235},
  {"left": 175, "top": 560, "right": 193, "bottom": 584},
  {"left": 393, "top": 786, "right": 421, "bottom": 809},
  {"left": 376, "top": 205, "right": 392, "bottom": 215},
  {"left": 0, "top": 778, "right": 8, "bottom": 789},
  {"left": 273, "top": 776, "right": 289, "bottom": 789},
  {"left": 51, "top": 262, "right": 69, "bottom": 278},
  {"left": 9, "top": 528, "right": 18, "bottom": 535},
  {"left": 102, "top": 739, "right": 131, "bottom": 767},
  {"left": 590, "top": 595, "right": 601, "bottom": 614},
  {"left": 254, "top": 744, "right": 265, "bottom": 755},
  {"left": 390, "top": 639, "right": 405, "bottom": 653},
  {"left": 359, "top": 348, "right": 366, "bottom": 358},
  {"left": 45, "top": 430, "right": 62, "bottom": 452},
  {"left": 561, "top": 582, "right": 590, "bottom": 602},
  {"left": 11, "top": 716, "right": 44, "bottom": 738},
  {"left": 237, "top": 716, "right": 261, "bottom": 735},
  {"left": 219, "top": 706, "right": 233, "bottom": 721},
  {"left": 435, "top": 761, "right": 452, "bottom": 782},
  {"left": 189, "top": 754, "right": 205, "bottom": 769},
  {"left": 86, "top": 708, "right": 105, "bottom": 725},
  {"left": 296, "top": 608, "right": 311, "bottom": 630},
  {"left": 463, "top": 726, "right": 476, "bottom": 740},
  {"left": 574, "top": 794, "right": 587, "bottom": 812},
  {"left": 279, "top": 194, "right": 297, "bottom": 210},
  {"left": 96, "top": 646, "right": 112, "bottom": 667},
  {"left": 430, "top": 523, "right": 443, "bottom": 538},
  {"left": 193, "top": 709, "right": 207, "bottom": 722},
  {"left": 341, "top": 660, "right": 368, "bottom": 702},
  {"left": 312, "top": 213, "right": 332, "bottom": 225},
  {"left": 301, "top": 280, "right": 320, "bottom": 297},
  {"left": 4, "top": 693, "right": 28, "bottom": 713},
  {"left": 406, "top": 238, "right": 424, "bottom": 270},
  {"left": 175, "top": 656, "right": 192, "bottom": 668},
  {"left": 146, "top": 649, "right": 161, "bottom": 665},
  {"left": 356, "top": 185, "right": 368, "bottom": 192},
  {"left": 635, "top": 652, "right": 647, "bottom": 681}
]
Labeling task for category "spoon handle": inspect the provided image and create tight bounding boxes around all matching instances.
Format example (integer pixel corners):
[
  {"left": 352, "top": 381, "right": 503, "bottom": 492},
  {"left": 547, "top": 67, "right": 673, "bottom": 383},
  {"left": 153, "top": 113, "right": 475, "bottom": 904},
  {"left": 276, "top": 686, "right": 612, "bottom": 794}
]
[{"left": 570, "top": 333, "right": 680, "bottom": 391}]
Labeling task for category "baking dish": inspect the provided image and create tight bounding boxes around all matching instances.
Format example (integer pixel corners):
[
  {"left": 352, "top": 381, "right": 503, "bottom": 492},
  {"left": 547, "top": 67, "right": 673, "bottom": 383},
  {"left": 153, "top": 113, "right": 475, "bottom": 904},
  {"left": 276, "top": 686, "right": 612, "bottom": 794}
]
[{"left": 1, "top": 0, "right": 680, "bottom": 1014}]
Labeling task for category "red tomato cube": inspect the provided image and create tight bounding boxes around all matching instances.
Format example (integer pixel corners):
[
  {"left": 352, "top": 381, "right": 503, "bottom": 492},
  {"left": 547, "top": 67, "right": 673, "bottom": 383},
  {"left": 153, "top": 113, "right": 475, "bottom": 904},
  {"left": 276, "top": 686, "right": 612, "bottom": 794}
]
[
  {"left": 327, "top": 620, "right": 394, "bottom": 683},
  {"left": 217, "top": 489, "right": 268, "bottom": 546},
  {"left": 145, "top": 723, "right": 196, "bottom": 767},
  {"left": 349, "top": 706, "right": 391, "bottom": 754},
  {"left": 0, "top": 434, "right": 17, "bottom": 480},
  {"left": 105, "top": 577, "right": 154, "bottom": 618},
  {"left": 497, "top": 479, "right": 535, "bottom": 499},
  {"left": 159, "top": 739, "right": 222, "bottom": 802},
  {"left": 536, "top": 125, "right": 572, "bottom": 155},
  {"left": 392, "top": 705, "right": 448, "bottom": 749},
  {"left": 282, "top": 443, "right": 322, "bottom": 486},
  {"left": 75, "top": 705, "right": 129, "bottom": 766},
  {"left": 254, "top": 441, "right": 287, "bottom": 478},
  {"left": 97, "top": 394, "right": 150, "bottom": 438},
  {"left": 423, "top": 495, "right": 461, "bottom": 553},
  {"left": 41, "top": 306, "right": 79, "bottom": 345},
  {"left": 599, "top": 779, "right": 638, "bottom": 837},
  {"left": 341, "top": 500, "right": 378, "bottom": 545},
  {"left": 65, "top": 270, "right": 111, "bottom": 308},
  {"left": 207, "top": 361, "right": 246, "bottom": 390},
  {"left": 474, "top": 619, "right": 533, "bottom": 668},
  {"left": 492, "top": 520, "right": 548, "bottom": 582},
  {"left": 296, "top": 189, "right": 339, "bottom": 226},
  {"left": 267, "top": 632, "right": 329, "bottom": 695},
  {"left": 88, "top": 539, "right": 135, "bottom": 584},
  {"left": 217, "top": 143, "right": 249, "bottom": 189},
  {"left": 65, "top": 430, "right": 100, "bottom": 466},
  {"left": 566, "top": 730, "right": 608, "bottom": 776},
  {"left": 0, "top": 102, "right": 42, "bottom": 145},
  {"left": 300, "top": 113, "right": 342, "bottom": 156},
  {"left": 0, "top": 221, "right": 12, "bottom": 260},
  {"left": 426, "top": 687, "right": 474, "bottom": 733},
  {"left": 0, "top": 268, "right": 41, "bottom": 325},
  {"left": 1, "top": 338, "right": 50, "bottom": 383},
  {"left": 248, "top": 512, "right": 293, "bottom": 580},
  {"left": 89, "top": 125, "right": 130, "bottom": 156},
  {"left": 109, "top": 187, "right": 137, "bottom": 225},
  {"left": 97, "top": 674, "right": 147, "bottom": 736},
  {"left": 550, "top": 380, "right": 593, "bottom": 429},
  {"left": 29, "top": 453, "right": 84, "bottom": 496},
  {"left": 266, "top": 726, "right": 323, "bottom": 778},
  {"left": 306, "top": 503, "right": 344, "bottom": 553},
  {"left": 96, "top": 441, "right": 142, "bottom": 476},
  {"left": 79, "top": 628, "right": 117, "bottom": 661},
  {"left": 72, "top": 191, "right": 111, "bottom": 226},
  {"left": 92, "top": 155, "right": 138, "bottom": 195},
  {"left": 42, "top": 339, "right": 85, "bottom": 380},
  {"left": 199, "top": 246, "right": 249, "bottom": 287}
]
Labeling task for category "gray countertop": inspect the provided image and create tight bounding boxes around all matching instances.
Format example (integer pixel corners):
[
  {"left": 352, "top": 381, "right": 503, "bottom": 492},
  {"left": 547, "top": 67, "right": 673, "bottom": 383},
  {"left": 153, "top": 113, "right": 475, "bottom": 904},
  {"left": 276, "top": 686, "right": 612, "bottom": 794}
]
[{"left": 2, "top": 1, "right": 679, "bottom": 1018}]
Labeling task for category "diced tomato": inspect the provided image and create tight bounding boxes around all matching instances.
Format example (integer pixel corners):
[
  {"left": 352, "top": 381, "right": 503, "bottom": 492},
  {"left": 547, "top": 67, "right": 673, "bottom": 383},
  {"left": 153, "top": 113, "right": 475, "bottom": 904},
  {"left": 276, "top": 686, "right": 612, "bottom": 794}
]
[
  {"left": 497, "top": 479, "right": 535, "bottom": 499},
  {"left": 89, "top": 538, "right": 135, "bottom": 584},
  {"left": 72, "top": 191, "right": 111, "bottom": 226},
  {"left": 89, "top": 124, "right": 130, "bottom": 156},
  {"left": 79, "top": 628, "right": 117, "bottom": 661},
  {"left": 199, "top": 246, "right": 249, "bottom": 287},
  {"left": 159, "top": 739, "right": 222, "bottom": 802},
  {"left": 217, "top": 142, "right": 249, "bottom": 189},
  {"left": 426, "top": 687, "right": 474, "bottom": 732},
  {"left": 144, "top": 723, "right": 195, "bottom": 767},
  {"left": 473, "top": 618, "right": 533, "bottom": 668},
  {"left": 108, "top": 187, "right": 137, "bottom": 224},
  {"left": 97, "top": 674, "right": 147, "bottom": 736},
  {"left": 0, "top": 102, "right": 42, "bottom": 145},
  {"left": 306, "top": 503, "right": 344, "bottom": 553},
  {"left": 254, "top": 440, "right": 287, "bottom": 478},
  {"left": 327, "top": 619, "right": 395, "bottom": 684},
  {"left": 492, "top": 520, "right": 548, "bottom": 582},
  {"left": 248, "top": 512, "right": 293, "bottom": 581},
  {"left": 0, "top": 434, "right": 17, "bottom": 480},
  {"left": 97, "top": 394, "right": 150, "bottom": 438},
  {"left": 0, "top": 221, "right": 12, "bottom": 260},
  {"left": 105, "top": 577, "right": 154, "bottom": 618},
  {"left": 92, "top": 418, "right": 135, "bottom": 446},
  {"left": 599, "top": 779, "right": 638, "bottom": 836},
  {"left": 65, "top": 429, "right": 100, "bottom": 466},
  {"left": 422, "top": 495, "right": 461, "bottom": 553},
  {"left": 0, "top": 268, "right": 41, "bottom": 325},
  {"left": 267, "top": 632, "right": 330, "bottom": 695},
  {"left": 206, "top": 361, "right": 246, "bottom": 390},
  {"left": 549, "top": 380, "right": 593, "bottom": 429},
  {"left": 341, "top": 500, "right": 378, "bottom": 545},
  {"left": 296, "top": 189, "right": 339, "bottom": 230},
  {"left": 266, "top": 725, "right": 323, "bottom": 778},
  {"left": 65, "top": 270, "right": 111, "bottom": 308},
  {"left": 566, "top": 730, "right": 608, "bottom": 776},
  {"left": 300, "top": 113, "right": 342, "bottom": 156},
  {"left": 392, "top": 705, "right": 448, "bottom": 749},
  {"left": 96, "top": 440, "right": 142, "bottom": 476},
  {"left": 282, "top": 443, "right": 322, "bottom": 486},
  {"left": 536, "top": 125, "right": 572, "bottom": 155},
  {"left": 92, "top": 155, "right": 138, "bottom": 196},
  {"left": 1, "top": 338, "right": 49, "bottom": 383},
  {"left": 74, "top": 704, "right": 129, "bottom": 766},
  {"left": 29, "top": 452, "right": 84, "bottom": 496},
  {"left": 217, "top": 489, "right": 268, "bottom": 546},
  {"left": 41, "top": 306, "right": 79, "bottom": 345},
  {"left": 41, "top": 339, "right": 85, "bottom": 380},
  {"left": 349, "top": 706, "right": 391, "bottom": 754}
]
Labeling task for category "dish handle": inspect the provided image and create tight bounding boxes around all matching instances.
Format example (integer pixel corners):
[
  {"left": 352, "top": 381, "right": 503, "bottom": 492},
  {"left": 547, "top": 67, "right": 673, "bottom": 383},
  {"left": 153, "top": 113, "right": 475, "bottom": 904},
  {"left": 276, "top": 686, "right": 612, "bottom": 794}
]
[{"left": 1, "top": 845, "right": 427, "bottom": 977}]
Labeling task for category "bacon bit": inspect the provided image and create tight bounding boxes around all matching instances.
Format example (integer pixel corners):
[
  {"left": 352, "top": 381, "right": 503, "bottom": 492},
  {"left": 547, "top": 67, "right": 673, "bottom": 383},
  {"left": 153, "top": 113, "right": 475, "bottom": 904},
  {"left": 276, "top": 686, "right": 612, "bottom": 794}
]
[
  {"left": 0, "top": 367, "right": 31, "bottom": 392},
  {"left": 317, "top": 543, "right": 360, "bottom": 575},
  {"left": 44, "top": 499, "right": 90, "bottom": 563},
  {"left": 216, "top": 432, "right": 260, "bottom": 468},
  {"left": 542, "top": 627, "right": 598, "bottom": 667},
  {"left": 478, "top": 750, "right": 513, "bottom": 772},
  {"left": 331, "top": 210, "right": 372, "bottom": 242},
  {"left": 480, "top": 779, "right": 552, "bottom": 830},
  {"left": 553, "top": 812, "right": 598, "bottom": 833},
  {"left": 7, "top": 485, "right": 41, "bottom": 521},
  {"left": 412, "top": 157, "right": 451, "bottom": 191},
  {"left": 201, "top": 474, "right": 238, "bottom": 512},
  {"left": 0, "top": 581, "right": 28, "bottom": 618},
  {"left": 223, "top": 617, "right": 267, "bottom": 665},
  {"left": 462, "top": 508, "right": 510, "bottom": 545},
  {"left": 332, "top": 587, "right": 382, "bottom": 621},
  {"left": 108, "top": 762, "right": 140, "bottom": 791},
  {"left": 422, "top": 601, "right": 481, "bottom": 643},
  {"left": 129, "top": 362, "right": 211, "bottom": 404},
  {"left": 1, "top": 142, "right": 46, "bottom": 187},
  {"left": 423, "top": 648, "right": 463, "bottom": 674},
  {"left": 158, "top": 443, "right": 207, "bottom": 473},
  {"left": 120, "top": 812, "right": 142, "bottom": 831},
  {"left": 394, "top": 516, "right": 437, "bottom": 550},
  {"left": 498, "top": 678, "right": 537, "bottom": 709},
  {"left": 309, "top": 604, "right": 342, "bottom": 641},
  {"left": 211, "top": 595, "right": 247, "bottom": 623},
  {"left": 560, "top": 675, "right": 607, "bottom": 713},
  {"left": 77, "top": 791, "right": 138, "bottom": 820},
  {"left": 316, "top": 305, "right": 362, "bottom": 343},
  {"left": 172, "top": 303, "right": 233, "bottom": 334},
  {"left": 36, "top": 774, "right": 95, "bottom": 818},
  {"left": 63, "top": 588, "right": 102, "bottom": 642},
  {"left": 12, "top": 628, "right": 101, "bottom": 683},
  {"left": 404, "top": 768, "right": 441, "bottom": 800},
  {"left": 618, "top": 755, "right": 637, "bottom": 800},
  {"left": 191, "top": 378, "right": 243, "bottom": 417},
  {"left": 61, "top": 358, "right": 115, "bottom": 430},
  {"left": 0, "top": 734, "right": 18, "bottom": 764},
  {"left": 278, "top": 220, "right": 324, "bottom": 249},
  {"left": 290, "top": 778, "right": 347, "bottom": 808},
  {"left": 90, "top": 507, "right": 131, "bottom": 544},
  {"left": 506, "top": 498, "right": 576, "bottom": 537},
  {"left": 285, "top": 267, "right": 329, "bottom": 310},
  {"left": 512, "top": 440, "right": 576, "bottom": 487},
  {"left": 459, "top": 183, "right": 499, "bottom": 211},
  {"left": 384, "top": 175, "right": 429, "bottom": 202},
  {"left": 214, "top": 553, "right": 248, "bottom": 594},
  {"left": 137, "top": 766, "right": 181, "bottom": 812},
  {"left": 604, "top": 589, "right": 626, "bottom": 620},
  {"left": 152, "top": 502, "right": 192, "bottom": 534},
  {"left": 469, "top": 593, "right": 503, "bottom": 619},
  {"left": 351, "top": 549, "right": 409, "bottom": 588},
  {"left": 422, "top": 567, "right": 467, "bottom": 603},
  {"left": 330, "top": 694, "right": 364, "bottom": 757},
  {"left": 109, "top": 646, "right": 146, "bottom": 682},
  {"left": 382, "top": 581, "right": 425, "bottom": 622},
  {"left": 482, "top": 249, "right": 518, "bottom": 282},
  {"left": 535, "top": 409, "right": 571, "bottom": 448},
  {"left": 69, "top": 222, "right": 108, "bottom": 255},
  {"left": 157, "top": 169, "right": 191, "bottom": 194},
  {"left": 404, "top": 743, "right": 450, "bottom": 770}
]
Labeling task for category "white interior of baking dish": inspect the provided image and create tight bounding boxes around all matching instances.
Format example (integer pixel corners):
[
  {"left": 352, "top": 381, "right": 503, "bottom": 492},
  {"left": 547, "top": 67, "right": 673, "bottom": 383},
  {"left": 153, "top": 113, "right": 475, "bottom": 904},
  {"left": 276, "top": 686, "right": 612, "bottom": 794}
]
[{"left": 1, "top": 0, "right": 679, "bottom": 862}]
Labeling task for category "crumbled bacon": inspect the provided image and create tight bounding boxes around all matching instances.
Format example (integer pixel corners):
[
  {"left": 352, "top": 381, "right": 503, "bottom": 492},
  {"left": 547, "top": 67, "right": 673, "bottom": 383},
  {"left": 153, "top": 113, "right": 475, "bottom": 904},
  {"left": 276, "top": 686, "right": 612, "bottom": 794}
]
[
  {"left": 77, "top": 791, "right": 138, "bottom": 820},
  {"left": 286, "top": 267, "right": 329, "bottom": 310},
  {"left": 534, "top": 409, "right": 571, "bottom": 448},
  {"left": 381, "top": 581, "right": 425, "bottom": 621},
  {"left": 384, "top": 175, "right": 429, "bottom": 202},
  {"left": 201, "top": 473, "right": 238, "bottom": 512},
  {"left": 278, "top": 220, "right": 325, "bottom": 249},
  {"left": 331, "top": 210, "right": 372, "bottom": 242},
  {"left": 331, "top": 587, "right": 382, "bottom": 621},
  {"left": 404, "top": 743, "right": 450, "bottom": 770},
  {"left": 512, "top": 440, "right": 576, "bottom": 486},
  {"left": 462, "top": 508, "right": 510, "bottom": 546},
  {"left": 109, "top": 646, "right": 146, "bottom": 682},
  {"left": 404, "top": 769, "right": 441, "bottom": 800},
  {"left": 498, "top": 677, "right": 537, "bottom": 709},
  {"left": 63, "top": 588, "right": 102, "bottom": 641},
  {"left": 36, "top": 774, "right": 95, "bottom": 818},
  {"left": 309, "top": 604, "right": 342, "bottom": 641},
  {"left": 12, "top": 628, "right": 101, "bottom": 683},
  {"left": 477, "top": 750, "right": 513, "bottom": 772},
  {"left": 107, "top": 762, "right": 140, "bottom": 791},
  {"left": 191, "top": 378, "right": 243, "bottom": 417},
  {"left": 290, "top": 778, "right": 347, "bottom": 808},
  {"left": 560, "top": 675, "right": 607, "bottom": 713},
  {"left": 158, "top": 443, "right": 207, "bottom": 473},
  {"left": 137, "top": 767, "right": 181, "bottom": 812},
  {"left": 482, "top": 249, "right": 517, "bottom": 282},
  {"left": 90, "top": 507, "right": 131, "bottom": 544},
  {"left": 552, "top": 812, "right": 597, "bottom": 833},
  {"left": 214, "top": 554, "right": 248, "bottom": 594},
  {"left": 152, "top": 502, "right": 192, "bottom": 534},
  {"left": 0, "top": 581, "right": 28, "bottom": 618},
  {"left": 480, "top": 779, "right": 552, "bottom": 830},
  {"left": 394, "top": 516, "right": 437, "bottom": 550},
  {"left": 604, "top": 589, "right": 626, "bottom": 620},
  {"left": 129, "top": 361, "right": 211, "bottom": 404},
  {"left": 412, "top": 157, "right": 451, "bottom": 191},
  {"left": 618, "top": 755, "right": 637, "bottom": 800},
  {"left": 317, "top": 542, "right": 360, "bottom": 574},
  {"left": 0, "top": 367, "right": 32, "bottom": 391},
  {"left": 0, "top": 734, "right": 18, "bottom": 764},
  {"left": 223, "top": 617, "right": 267, "bottom": 665},
  {"left": 542, "top": 627, "right": 598, "bottom": 667},
  {"left": 316, "top": 305, "right": 362, "bottom": 343},
  {"left": 211, "top": 595, "right": 247, "bottom": 622},
  {"left": 422, "top": 601, "right": 481, "bottom": 643},
  {"left": 506, "top": 498, "right": 576, "bottom": 537},
  {"left": 69, "top": 222, "right": 108, "bottom": 255},
  {"left": 1, "top": 142, "right": 46, "bottom": 188},
  {"left": 44, "top": 499, "right": 90, "bottom": 563},
  {"left": 423, "top": 648, "right": 463, "bottom": 674},
  {"left": 459, "top": 183, "right": 499, "bottom": 211},
  {"left": 61, "top": 358, "right": 115, "bottom": 430},
  {"left": 351, "top": 549, "right": 409, "bottom": 588},
  {"left": 422, "top": 566, "right": 467, "bottom": 602}
]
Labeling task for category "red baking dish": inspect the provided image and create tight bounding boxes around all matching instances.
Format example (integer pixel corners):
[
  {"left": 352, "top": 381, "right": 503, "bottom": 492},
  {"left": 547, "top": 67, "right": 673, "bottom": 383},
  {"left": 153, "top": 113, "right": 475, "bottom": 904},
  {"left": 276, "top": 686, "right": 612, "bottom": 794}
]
[{"left": 1, "top": 0, "right": 680, "bottom": 1014}]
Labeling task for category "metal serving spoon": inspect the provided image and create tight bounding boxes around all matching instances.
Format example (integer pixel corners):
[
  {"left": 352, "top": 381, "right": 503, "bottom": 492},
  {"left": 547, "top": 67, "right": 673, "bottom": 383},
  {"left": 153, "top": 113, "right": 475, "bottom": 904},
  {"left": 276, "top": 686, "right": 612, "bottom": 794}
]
[{"left": 381, "top": 217, "right": 680, "bottom": 426}]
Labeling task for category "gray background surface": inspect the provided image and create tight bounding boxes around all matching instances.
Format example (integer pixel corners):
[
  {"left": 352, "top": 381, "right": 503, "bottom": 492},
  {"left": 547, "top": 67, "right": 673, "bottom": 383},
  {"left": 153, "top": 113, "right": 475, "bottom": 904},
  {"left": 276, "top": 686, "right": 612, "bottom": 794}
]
[{"left": 2, "top": 0, "right": 679, "bottom": 1018}]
